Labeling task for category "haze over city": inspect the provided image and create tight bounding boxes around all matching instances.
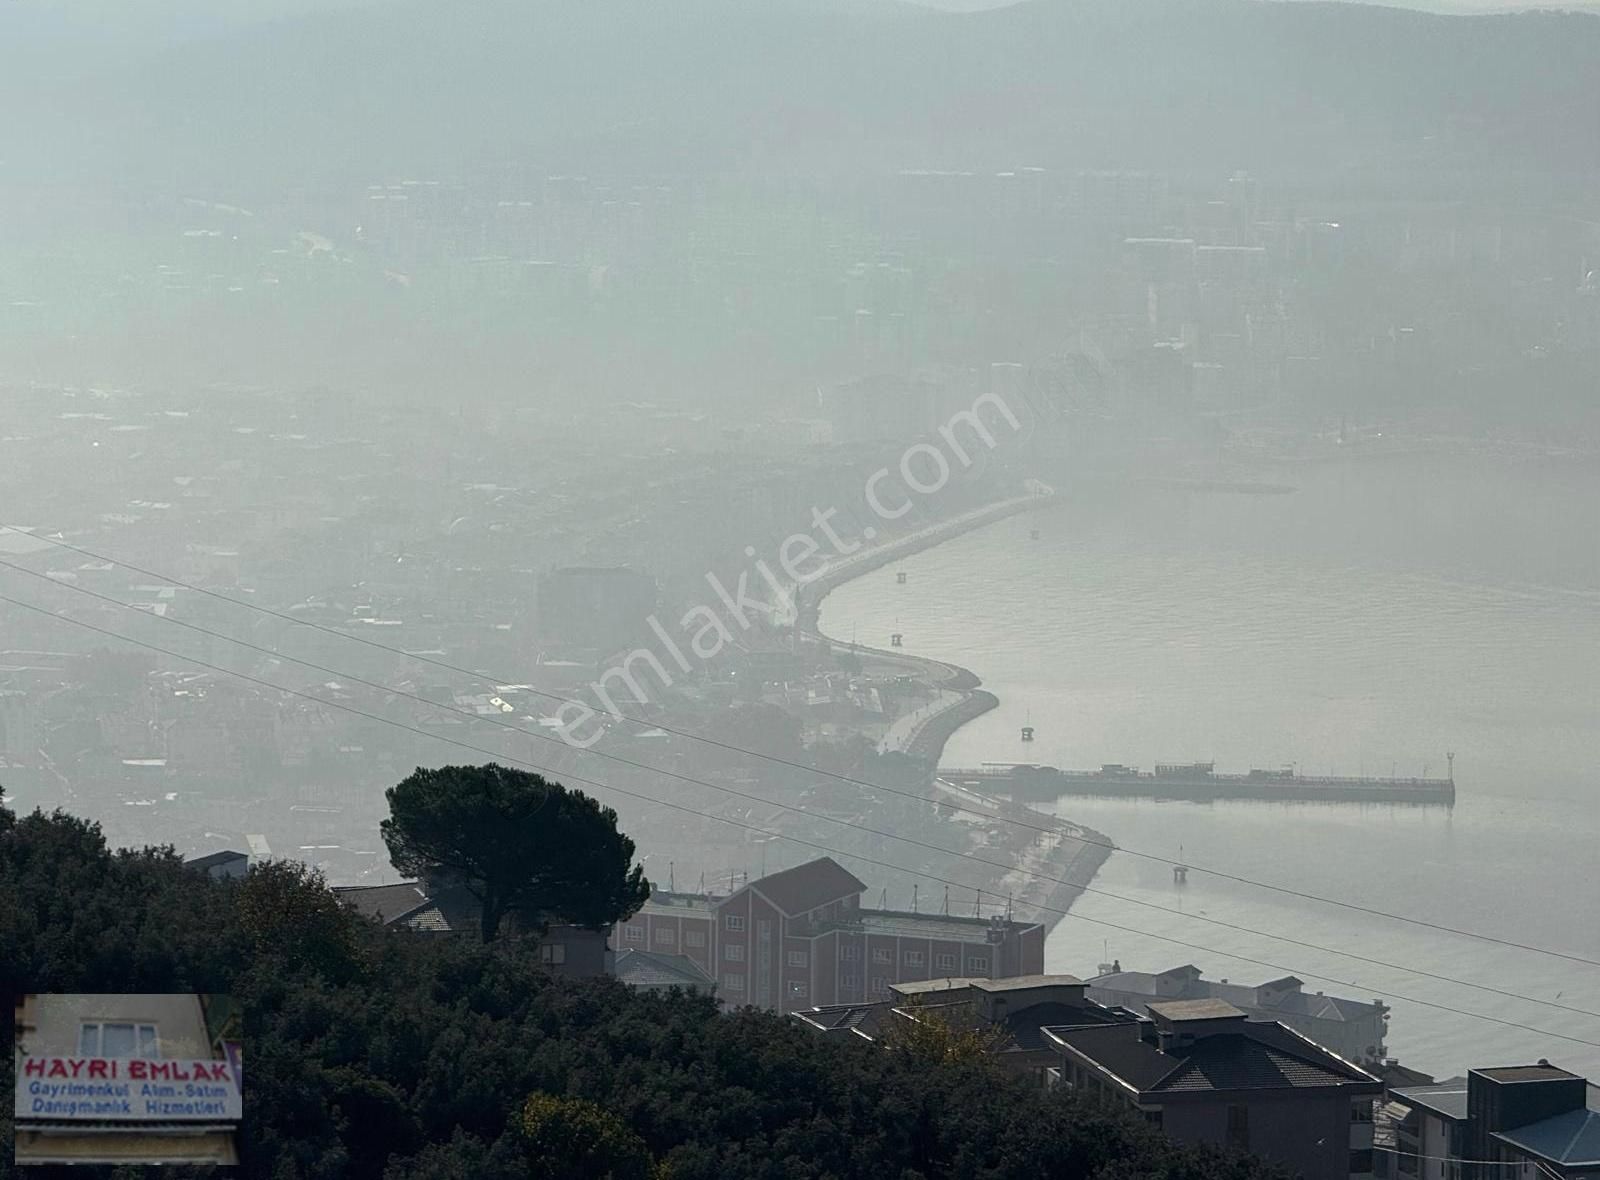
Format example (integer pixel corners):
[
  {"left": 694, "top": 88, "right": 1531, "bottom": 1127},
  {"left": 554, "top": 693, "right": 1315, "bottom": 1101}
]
[{"left": 2, "top": 0, "right": 1598, "bottom": 1176}]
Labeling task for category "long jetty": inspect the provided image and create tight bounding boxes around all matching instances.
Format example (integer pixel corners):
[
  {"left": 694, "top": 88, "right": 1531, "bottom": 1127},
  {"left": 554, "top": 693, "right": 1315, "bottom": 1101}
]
[{"left": 939, "top": 763, "right": 1457, "bottom": 806}]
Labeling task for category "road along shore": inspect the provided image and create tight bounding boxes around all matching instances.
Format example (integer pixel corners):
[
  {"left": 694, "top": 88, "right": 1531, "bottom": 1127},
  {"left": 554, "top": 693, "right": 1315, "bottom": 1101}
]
[{"left": 799, "top": 491, "right": 1115, "bottom": 935}]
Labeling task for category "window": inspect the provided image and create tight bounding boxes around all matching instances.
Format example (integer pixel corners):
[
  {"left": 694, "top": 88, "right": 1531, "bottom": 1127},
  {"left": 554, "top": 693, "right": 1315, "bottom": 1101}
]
[
  {"left": 540, "top": 943, "right": 566, "bottom": 965},
  {"left": 655, "top": 927, "right": 675, "bottom": 944},
  {"left": 79, "top": 1023, "right": 159, "bottom": 1059},
  {"left": 935, "top": 953, "right": 956, "bottom": 970},
  {"left": 966, "top": 956, "right": 989, "bottom": 973},
  {"left": 724, "top": 944, "right": 745, "bottom": 961},
  {"left": 787, "top": 950, "right": 808, "bottom": 967},
  {"left": 871, "top": 948, "right": 892, "bottom": 964},
  {"left": 725, "top": 914, "right": 746, "bottom": 932},
  {"left": 1349, "top": 1149, "right": 1374, "bottom": 1175},
  {"left": 788, "top": 981, "right": 808, "bottom": 998},
  {"left": 841, "top": 973, "right": 858, "bottom": 989},
  {"left": 624, "top": 925, "right": 644, "bottom": 942},
  {"left": 840, "top": 944, "right": 859, "bottom": 962},
  {"left": 871, "top": 977, "right": 890, "bottom": 995},
  {"left": 722, "top": 974, "right": 745, "bottom": 992},
  {"left": 684, "top": 930, "right": 706, "bottom": 948},
  {"left": 1352, "top": 1100, "right": 1375, "bottom": 1122},
  {"left": 1226, "top": 1104, "right": 1249, "bottom": 1150},
  {"left": 903, "top": 950, "right": 924, "bottom": 965}
]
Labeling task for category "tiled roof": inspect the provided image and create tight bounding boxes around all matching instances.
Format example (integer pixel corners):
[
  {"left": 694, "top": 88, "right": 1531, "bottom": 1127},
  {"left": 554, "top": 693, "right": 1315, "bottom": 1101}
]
[
  {"left": 614, "top": 950, "right": 714, "bottom": 990},
  {"left": 332, "top": 882, "right": 431, "bottom": 923},
  {"left": 185, "top": 850, "right": 248, "bottom": 872},
  {"left": 792, "top": 1003, "right": 890, "bottom": 1038},
  {"left": 332, "top": 881, "right": 481, "bottom": 932},
  {"left": 1048, "top": 1019, "right": 1379, "bottom": 1097},
  {"left": 745, "top": 856, "right": 866, "bottom": 917},
  {"left": 1047, "top": 1024, "right": 1176, "bottom": 1091},
  {"left": 1492, "top": 1108, "right": 1600, "bottom": 1167},
  {"left": 397, "top": 902, "right": 457, "bottom": 933},
  {"left": 1153, "top": 1037, "right": 1354, "bottom": 1092},
  {"left": 1003, "top": 1001, "right": 1127, "bottom": 1052}
]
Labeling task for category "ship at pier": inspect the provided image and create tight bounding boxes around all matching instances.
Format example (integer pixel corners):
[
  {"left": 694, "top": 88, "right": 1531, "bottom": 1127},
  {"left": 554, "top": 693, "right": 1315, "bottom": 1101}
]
[{"left": 939, "top": 758, "right": 1456, "bottom": 805}]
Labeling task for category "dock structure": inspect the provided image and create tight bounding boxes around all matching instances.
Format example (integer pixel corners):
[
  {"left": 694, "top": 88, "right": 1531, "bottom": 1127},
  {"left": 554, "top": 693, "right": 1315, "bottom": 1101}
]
[{"left": 938, "top": 761, "right": 1456, "bottom": 805}]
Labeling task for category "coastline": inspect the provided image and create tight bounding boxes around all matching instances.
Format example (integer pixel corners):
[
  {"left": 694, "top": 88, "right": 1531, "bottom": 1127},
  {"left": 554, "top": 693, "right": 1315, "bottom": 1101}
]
[{"left": 798, "top": 490, "right": 1115, "bottom": 936}]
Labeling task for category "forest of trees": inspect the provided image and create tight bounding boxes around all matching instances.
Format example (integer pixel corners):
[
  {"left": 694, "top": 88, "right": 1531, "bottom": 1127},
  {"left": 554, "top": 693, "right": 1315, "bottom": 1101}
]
[{"left": 0, "top": 797, "right": 1286, "bottom": 1180}]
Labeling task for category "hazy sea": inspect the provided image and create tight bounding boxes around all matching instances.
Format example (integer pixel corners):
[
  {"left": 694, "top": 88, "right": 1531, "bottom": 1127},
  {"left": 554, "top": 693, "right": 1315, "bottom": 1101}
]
[{"left": 822, "top": 452, "right": 1600, "bottom": 1078}]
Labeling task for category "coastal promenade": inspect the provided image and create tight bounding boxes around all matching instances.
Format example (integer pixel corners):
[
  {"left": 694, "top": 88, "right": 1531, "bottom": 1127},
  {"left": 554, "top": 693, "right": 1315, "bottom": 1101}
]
[{"left": 798, "top": 489, "right": 1114, "bottom": 933}]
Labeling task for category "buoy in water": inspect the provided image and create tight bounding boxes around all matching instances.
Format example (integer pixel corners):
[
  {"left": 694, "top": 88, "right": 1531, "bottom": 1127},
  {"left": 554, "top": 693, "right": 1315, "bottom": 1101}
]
[
  {"left": 896, "top": 571, "right": 907, "bottom": 584},
  {"left": 890, "top": 633, "right": 903, "bottom": 648},
  {"left": 1021, "top": 726, "right": 1035, "bottom": 742}
]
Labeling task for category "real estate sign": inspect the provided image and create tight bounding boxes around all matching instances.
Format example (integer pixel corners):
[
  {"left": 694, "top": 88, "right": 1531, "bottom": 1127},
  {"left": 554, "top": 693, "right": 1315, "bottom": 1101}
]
[{"left": 14, "top": 1056, "right": 243, "bottom": 1122}]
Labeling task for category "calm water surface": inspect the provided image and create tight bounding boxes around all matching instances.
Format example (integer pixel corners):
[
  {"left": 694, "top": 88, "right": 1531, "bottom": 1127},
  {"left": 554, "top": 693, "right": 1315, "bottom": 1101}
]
[{"left": 823, "top": 453, "right": 1600, "bottom": 1077}]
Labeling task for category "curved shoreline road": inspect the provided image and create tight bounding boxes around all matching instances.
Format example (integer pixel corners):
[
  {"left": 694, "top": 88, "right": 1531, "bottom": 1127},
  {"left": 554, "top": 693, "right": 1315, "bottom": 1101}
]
[{"left": 798, "top": 491, "right": 1115, "bottom": 936}]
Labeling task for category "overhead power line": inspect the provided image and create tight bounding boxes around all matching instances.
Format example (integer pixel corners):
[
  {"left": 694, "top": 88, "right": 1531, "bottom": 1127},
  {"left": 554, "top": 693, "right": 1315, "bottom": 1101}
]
[
  {"left": 2, "top": 555, "right": 1598, "bottom": 1023},
  {"left": 2, "top": 584, "right": 1599, "bottom": 1052},
  {"left": 3, "top": 524, "right": 1595, "bottom": 970}
]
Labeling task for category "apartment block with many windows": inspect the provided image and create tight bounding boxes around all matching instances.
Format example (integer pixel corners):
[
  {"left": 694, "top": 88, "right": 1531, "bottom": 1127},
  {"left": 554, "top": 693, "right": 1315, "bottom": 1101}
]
[{"left": 613, "top": 856, "right": 1045, "bottom": 1014}]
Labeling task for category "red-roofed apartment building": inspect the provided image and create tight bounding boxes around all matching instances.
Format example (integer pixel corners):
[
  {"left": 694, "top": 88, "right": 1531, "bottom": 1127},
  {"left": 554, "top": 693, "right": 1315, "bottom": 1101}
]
[{"left": 612, "top": 856, "right": 1045, "bottom": 1014}]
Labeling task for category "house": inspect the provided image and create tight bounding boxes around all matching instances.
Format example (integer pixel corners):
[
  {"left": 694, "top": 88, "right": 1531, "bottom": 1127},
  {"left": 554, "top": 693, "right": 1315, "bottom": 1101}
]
[
  {"left": 612, "top": 856, "right": 1046, "bottom": 1015},
  {"left": 794, "top": 973, "right": 1140, "bottom": 1083},
  {"left": 331, "top": 880, "right": 613, "bottom": 979},
  {"left": 1383, "top": 1063, "right": 1599, "bottom": 1180},
  {"left": 1044, "top": 998, "right": 1383, "bottom": 1180},
  {"left": 614, "top": 949, "right": 716, "bottom": 996},
  {"left": 1378, "top": 1081, "right": 1468, "bottom": 1180},
  {"left": 184, "top": 849, "right": 249, "bottom": 880},
  {"left": 13, "top": 993, "right": 241, "bottom": 1167},
  {"left": 1088, "top": 963, "right": 1390, "bottom": 1066}
]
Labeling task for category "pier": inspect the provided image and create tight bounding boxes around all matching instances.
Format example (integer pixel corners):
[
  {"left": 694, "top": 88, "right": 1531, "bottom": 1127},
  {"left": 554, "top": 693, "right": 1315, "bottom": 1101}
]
[{"left": 939, "top": 761, "right": 1456, "bottom": 805}]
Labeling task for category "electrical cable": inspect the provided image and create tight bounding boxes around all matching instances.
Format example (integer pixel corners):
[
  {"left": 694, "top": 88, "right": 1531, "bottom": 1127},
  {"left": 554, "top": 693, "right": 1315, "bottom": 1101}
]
[{"left": 3, "top": 584, "right": 1599, "bottom": 1052}]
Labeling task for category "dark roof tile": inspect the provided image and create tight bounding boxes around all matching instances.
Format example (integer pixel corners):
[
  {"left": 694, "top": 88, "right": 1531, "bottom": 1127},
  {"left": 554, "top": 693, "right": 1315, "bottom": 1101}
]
[
  {"left": 185, "top": 850, "right": 248, "bottom": 871},
  {"left": 744, "top": 856, "right": 866, "bottom": 917},
  {"left": 1049, "top": 1019, "right": 1379, "bottom": 1097},
  {"left": 332, "top": 882, "right": 430, "bottom": 923},
  {"left": 615, "top": 950, "right": 714, "bottom": 990}
]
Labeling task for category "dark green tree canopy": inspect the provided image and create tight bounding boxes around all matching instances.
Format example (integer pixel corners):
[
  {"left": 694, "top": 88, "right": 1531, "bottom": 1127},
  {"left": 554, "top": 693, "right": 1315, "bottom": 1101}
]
[
  {"left": 1, "top": 803, "right": 1289, "bottom": 1180},
  {"left": 380, "top": 764, "right": 650, "bottom": 941},
  {"left": 516, "top": 1092, "right": 653, "bottom": 1180}
]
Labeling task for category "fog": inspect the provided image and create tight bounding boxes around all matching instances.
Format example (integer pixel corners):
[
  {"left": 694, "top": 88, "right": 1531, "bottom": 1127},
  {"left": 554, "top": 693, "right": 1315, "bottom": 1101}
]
[{"left": 2, "top": 0, "right": 1598, "bottom": 1079}]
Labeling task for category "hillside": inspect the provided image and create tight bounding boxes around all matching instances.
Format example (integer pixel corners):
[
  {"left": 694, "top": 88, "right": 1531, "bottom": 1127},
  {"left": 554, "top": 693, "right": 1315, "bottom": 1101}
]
[
  {"left": 0, "top": 802, "right": 1287, "bottom": 1179},
  {"left": 2, "top": 0, "right": 1597, "bottom": 193}
]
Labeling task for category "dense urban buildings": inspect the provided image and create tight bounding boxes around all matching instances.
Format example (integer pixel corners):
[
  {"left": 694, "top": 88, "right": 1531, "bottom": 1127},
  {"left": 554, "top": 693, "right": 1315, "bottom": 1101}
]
[
  {"left": 795, "top": 973, "right": 1141, "bottom": 1082},
  {"left": 1381, "top": 1064, "right": 1600, "bottom": 1180},
  {"left": 1087, "top": 963, "right": 1390, "bottom": 1067}
]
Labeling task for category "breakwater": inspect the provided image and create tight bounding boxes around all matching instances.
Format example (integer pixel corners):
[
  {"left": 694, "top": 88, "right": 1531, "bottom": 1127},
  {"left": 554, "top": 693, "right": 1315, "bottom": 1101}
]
[{"left": 802, "top": 490, "right": 1114, "bottom": 933}]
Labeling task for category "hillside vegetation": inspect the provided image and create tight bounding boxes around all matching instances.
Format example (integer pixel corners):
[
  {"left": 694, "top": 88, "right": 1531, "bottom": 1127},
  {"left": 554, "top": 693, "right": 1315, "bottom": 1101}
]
[{"left": 0, "top": 801, "right": 1285, "bottom": 1180}]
